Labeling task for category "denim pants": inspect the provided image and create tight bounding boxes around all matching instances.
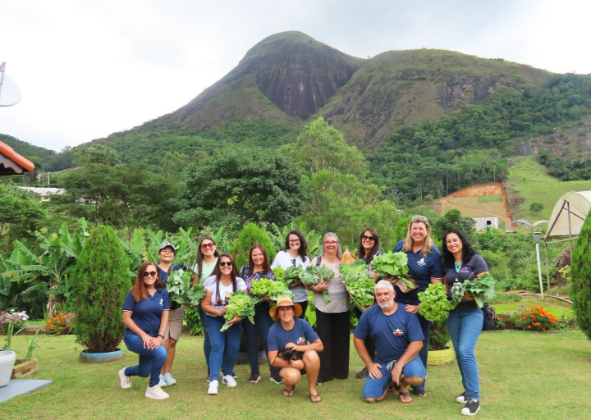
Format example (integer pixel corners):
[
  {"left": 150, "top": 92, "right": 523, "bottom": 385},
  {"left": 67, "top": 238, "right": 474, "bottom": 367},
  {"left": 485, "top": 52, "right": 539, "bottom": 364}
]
[
  {"left": 123, "top": 331, "right": 168, "bottom": 387},
  {"left": 414, "top": 313, "right": 431, "bottom": 392},
  {"left": 446, "top": 308, "right": 483, "bottom": 399},
  {"left": 197, "top": 306, "right": 212, "bottom": 370},
  {"left": 242, "top": 302, "right": 279, "bottom": 375},
  {"left": 205, "top": 315, "right": 242, "bottom": 381}
]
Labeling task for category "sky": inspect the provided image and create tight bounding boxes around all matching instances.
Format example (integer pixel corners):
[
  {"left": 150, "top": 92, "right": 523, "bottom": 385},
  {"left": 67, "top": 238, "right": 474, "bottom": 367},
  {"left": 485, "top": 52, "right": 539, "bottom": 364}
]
[{"left": 1, "top": 0, "right": 591, "bottom": 152}]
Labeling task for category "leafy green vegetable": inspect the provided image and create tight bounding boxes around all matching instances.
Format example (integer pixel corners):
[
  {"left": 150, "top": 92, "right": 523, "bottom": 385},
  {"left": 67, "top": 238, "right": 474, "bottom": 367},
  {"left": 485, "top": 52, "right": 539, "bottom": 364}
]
[
  {"left": 450, "top": 282, "right": 465, "bottom": 305},
  {"left": 462, "top": 273, "right": 497, "bottom": 308},
  {"left": 371, "top": 251, "right": 409, "bottom": 278},
  {"left": 418, "top": 283, "right": 455, "bottom": 322},
  {"left": 340, "top": 260, "right": 375, "bottom": 310},
  {"left": 285, "top": 266, "right": 304, "bottom": 284},
  {"left": 250, "top": 277, "right": 292, "bottom": 301},
  {"left": 166, "top": 269, "right": 193, "bottom": 304},
  {"left": 220, "top": 290, "right": 255, "bottom": 332},
  {"left": 301, "top": 265, "right": 333, "bottom": 303},
  {"left": 272, "top": 267, "right": 285, "bottom": 285}
]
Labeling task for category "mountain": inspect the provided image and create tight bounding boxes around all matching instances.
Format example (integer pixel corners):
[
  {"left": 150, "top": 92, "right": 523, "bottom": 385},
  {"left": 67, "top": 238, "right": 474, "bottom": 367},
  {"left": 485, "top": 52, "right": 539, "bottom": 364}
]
[{"left": 0, "top": 133, "right": 55, "bottom": 161}]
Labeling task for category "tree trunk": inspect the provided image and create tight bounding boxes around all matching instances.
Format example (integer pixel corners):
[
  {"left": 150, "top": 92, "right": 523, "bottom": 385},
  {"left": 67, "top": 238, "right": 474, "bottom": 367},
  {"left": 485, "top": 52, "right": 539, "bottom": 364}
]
[{"left": 47, "top": 283, "right": 58, "bottom": 318}]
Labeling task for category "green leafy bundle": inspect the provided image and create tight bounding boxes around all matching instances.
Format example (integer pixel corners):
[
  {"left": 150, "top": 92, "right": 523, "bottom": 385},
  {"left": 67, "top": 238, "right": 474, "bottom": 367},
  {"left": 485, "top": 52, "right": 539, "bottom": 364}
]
[
  {"left": 462, "top": 273, "right": 497, "bottom": 308},
  {"left": 371, "top": 252, "right": 409, "bottom": 278},
  {"left": 450, "top": 282, "right": 465, "bottom": 305},
  {"left": 418, "top": 283, "right": 455, "bottom": 322},
  {"left": 340, "top": 260, "right": 375, "bottom": 310},
  {"left": 166, "top": 269, "right": 193, "bottom": 304},
  {"left": 250, "top": 278, "right": 292, "bottom": 301},
  {"left": 187, "top": 283, "right": 206, "bottom": 305},
  {"left": 301, "top": 266, "right": 333, "bottom": 303},
  {"left": 273, "top": 267, "right": 286, "bottom": 285},
  {"left": 285, "top": 266, "right": 305, "bottom": 284},
  {"left": 220, "top": 290, "right": 256, "bottom": 332}
]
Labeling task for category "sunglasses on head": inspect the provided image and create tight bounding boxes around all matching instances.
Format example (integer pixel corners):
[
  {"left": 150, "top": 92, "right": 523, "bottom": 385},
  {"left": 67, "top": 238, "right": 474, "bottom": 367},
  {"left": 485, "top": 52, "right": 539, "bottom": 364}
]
[
  {"left": 362, "top": 235, "right": 375, "bottom": 241},
  {"left": 411, "top": 215, "right": 428, "bottom": 222},
  {"left": 219, "top": 261, "right": 233, "bottom": 267},
  {"left": 201, "top": 243, "right": 215, "bottom": 249},
  {"left": 143, "top": 271, "right": 157, "bottom": 278}
]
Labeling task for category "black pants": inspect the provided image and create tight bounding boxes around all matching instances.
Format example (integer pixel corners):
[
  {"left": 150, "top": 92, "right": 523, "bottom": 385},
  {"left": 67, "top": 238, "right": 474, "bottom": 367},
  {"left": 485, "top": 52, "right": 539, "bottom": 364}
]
[
  {"left": 315, "top": 309, "right": 350, "bottom": 381},
  {"left": 297, "top": 300, "right": 308, "bottom": 319}
]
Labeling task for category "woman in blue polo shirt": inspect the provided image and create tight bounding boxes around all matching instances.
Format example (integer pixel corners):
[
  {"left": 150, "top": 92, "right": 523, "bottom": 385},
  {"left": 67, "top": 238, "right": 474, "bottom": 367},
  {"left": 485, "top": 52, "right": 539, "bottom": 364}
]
[
  {"left": 391, "top": 215, "right": 443, "bottom": 397},
  {"left": 118, "top": 261, "right": 170, "bottom": 400}
]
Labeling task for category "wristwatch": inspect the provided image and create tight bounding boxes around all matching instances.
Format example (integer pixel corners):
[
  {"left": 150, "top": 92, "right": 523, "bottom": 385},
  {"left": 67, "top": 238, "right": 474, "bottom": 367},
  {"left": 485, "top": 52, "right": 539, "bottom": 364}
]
[{"left": 158, "top": 334, "right": 165, "bottom": 339}]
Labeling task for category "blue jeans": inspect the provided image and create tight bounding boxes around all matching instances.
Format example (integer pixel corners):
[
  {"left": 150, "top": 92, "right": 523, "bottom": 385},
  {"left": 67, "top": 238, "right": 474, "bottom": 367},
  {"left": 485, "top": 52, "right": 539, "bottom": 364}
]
[
  {"left": 362, "top": 356, "right": 425, "bottom": 399},
  {"left": 205, "top": 315, "right": 242, "bottom": 381},
  {"left": 197, "top": 306, "right": 212, "bottom": 370},
  {"left": 446, "top": 308, "right": 483, "bottom": 399},
  {"left": 123, "top": 331, "right": 168, "bottom": 387},
  {"left": 414, "top": 313, "right": 431, "bottom": 393},
  {"left": 242, "top": 302, "right": 279, "bottom": 375}
]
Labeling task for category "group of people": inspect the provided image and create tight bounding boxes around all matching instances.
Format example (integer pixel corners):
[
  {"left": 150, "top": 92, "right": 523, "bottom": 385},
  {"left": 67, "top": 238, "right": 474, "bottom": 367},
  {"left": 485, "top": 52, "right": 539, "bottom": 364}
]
[{"left": 117, "top": 216, "right": 489, "bottom": 416}]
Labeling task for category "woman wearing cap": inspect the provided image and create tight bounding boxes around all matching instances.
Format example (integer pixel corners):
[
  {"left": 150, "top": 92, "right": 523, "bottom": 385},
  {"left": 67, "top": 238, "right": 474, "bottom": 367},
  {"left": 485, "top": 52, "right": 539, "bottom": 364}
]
[
  {"left": 118, "top": 261, "right": 170, "bottom": 400},
  {"left": 390, "top": 215, "right": 443, "bottom": 396},
  {"left": 308, "top": 232, "right": 349, "bottom": 384},
  {"left": 355, "top": 228, "right": 381, "bottom": 379},
  {"left": 192, "top": 237, "right": 219, "bottom": 380},
  {"left": 157, "top": 242, "right": 182, "bottom": 387},
  {"left": 239, "top": 244, "right": 281, "bottom": 384},
  {"left": 271, "top": 230, "right": 310, "bottom": 318},
  {"left": 267, "top": 297, "right": 323, "bottom": 402},
  {"left": 201, "top": 253, "right": 247, "bottom": 395}
]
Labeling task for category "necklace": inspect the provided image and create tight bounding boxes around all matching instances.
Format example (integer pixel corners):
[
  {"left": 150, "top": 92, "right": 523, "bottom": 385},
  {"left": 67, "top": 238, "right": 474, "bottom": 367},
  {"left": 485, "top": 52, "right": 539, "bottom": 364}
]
[{"left": 454, "top": 261, "right": 462, "bottom": 274}]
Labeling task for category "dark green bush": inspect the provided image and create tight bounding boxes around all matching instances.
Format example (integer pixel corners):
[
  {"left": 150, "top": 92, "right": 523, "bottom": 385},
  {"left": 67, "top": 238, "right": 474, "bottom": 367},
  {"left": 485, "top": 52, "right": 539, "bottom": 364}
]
[
  {"left": 72, "top": 225, "right": 131, "bottom": 352},
  {"left": 571, "top": 210, "right": 591, "bottom": 340},
  {"left": 229, "top": 223, "right": 275, "bottom": 268}
]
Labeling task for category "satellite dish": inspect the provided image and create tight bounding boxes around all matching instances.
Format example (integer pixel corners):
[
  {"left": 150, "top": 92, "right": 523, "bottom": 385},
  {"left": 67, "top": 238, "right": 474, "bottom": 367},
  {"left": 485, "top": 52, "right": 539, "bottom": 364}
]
[{"left": 0, "top": 62, "right": 22, "bottom": 107}]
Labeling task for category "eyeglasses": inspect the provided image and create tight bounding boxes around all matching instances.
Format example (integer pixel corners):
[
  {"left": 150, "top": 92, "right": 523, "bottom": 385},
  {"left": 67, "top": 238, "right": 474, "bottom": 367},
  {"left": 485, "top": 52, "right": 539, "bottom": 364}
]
[
  {"left": 362, "top": 235, "right": 375, "bottom": 241},
  {"left": 201, "top": 243, "right": 215, "bottom": 249},
  {"left": 289, "top": 240, "right": 300, "bottom": 244},
  {"left": 143, "top": 271, "right": 157, "bottom": 277},
  {"left": 411, "top": 215, "right": 428, "bottom": 222},
  {"left": 219, "top": 261, "right": 233, "bottom": 267},
  {"left": 324, "top": 241, "right": 338, "bottom": 245}
]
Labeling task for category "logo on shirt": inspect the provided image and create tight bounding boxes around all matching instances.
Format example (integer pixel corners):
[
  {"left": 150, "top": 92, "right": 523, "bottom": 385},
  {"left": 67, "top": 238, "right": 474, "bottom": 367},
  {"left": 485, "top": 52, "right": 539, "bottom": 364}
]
[
  {"left": 224, "top": 291, "right": 232, "bottom": 304},
  {"left": 159, "top": 298, "right": 163, "bottom": 306},
  {"left": 393, "top": 328, "right": 404, "bottom": 336},
  {"left": 417, "top": 258, "right": 426, "bottom": 267},
  {"left": 297, "top": 336, "right": 306, "bottom": 345}
]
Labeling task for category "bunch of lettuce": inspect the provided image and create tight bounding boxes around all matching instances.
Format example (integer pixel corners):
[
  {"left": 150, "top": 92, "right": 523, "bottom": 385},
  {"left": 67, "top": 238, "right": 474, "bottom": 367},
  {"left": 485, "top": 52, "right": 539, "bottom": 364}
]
[
  {"left": 273, "top": 267, "right": 286, "bottom": 285},
  {"left": 450, "top": 282, "right": 465, "bottom": 304},
  {"left": 285, "top": 266, "right": 305, "bottom": 285},
  {"left": 462, "top": 273, "right": 497, "bottom": 308},
  {"left": 301, "top": 265, "right": 334, "bottom": 303},
  {"left": 250, "top": 277, "right": 293, "bottom": 301},
  {"left": 341, "top": 260, "right": 375, "bottom": 309},
  {"left": 417, "top": 283, "right": 455, "bottom": 322},
  {"left": 371, "top": 252, "right": 409, "bottom": 279},
  {"left": 220, "top": 290, "right": 256, "bottom": 332},
  {"left": 167, "top": 269, "right": 206, "bottom": 305}
]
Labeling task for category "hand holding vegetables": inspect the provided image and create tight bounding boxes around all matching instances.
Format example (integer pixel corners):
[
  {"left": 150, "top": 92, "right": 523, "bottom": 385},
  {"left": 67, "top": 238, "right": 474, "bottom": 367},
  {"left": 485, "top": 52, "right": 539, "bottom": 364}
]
[
  {"left": 340, "top": 259, "right": 375, "bottom": 310},
  {"left": 301, "top": 265, "right": 335, "bottom": 303},
  {"left": 220, "top": 290, "right": 256, "bottom": 332}
]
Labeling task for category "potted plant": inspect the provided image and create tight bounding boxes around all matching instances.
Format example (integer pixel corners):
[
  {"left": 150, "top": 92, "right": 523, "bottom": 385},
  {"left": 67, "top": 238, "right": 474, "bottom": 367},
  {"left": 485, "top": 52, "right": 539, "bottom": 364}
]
[
  {"left": 12, "top": 329, "right": 41, "bottom": 378},
  {"left": 72, "top": 225, "right": 131, "bottom": 363},
  {"left": 427, "top": 321, "right": 455, "bottom": 366},
  {"left": 1, "top": 319, "right": 19, "bottom": 387}
]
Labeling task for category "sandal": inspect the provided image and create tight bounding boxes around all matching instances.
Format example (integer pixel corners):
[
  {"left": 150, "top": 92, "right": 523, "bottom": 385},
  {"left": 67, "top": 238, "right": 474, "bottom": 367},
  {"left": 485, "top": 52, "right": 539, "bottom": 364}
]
[
  {"left": 283, "top": 385, "right": 295, "bottom": 397},
  {"left": 309, "top": 393, "right": 322, "bottom": 403},
  {"left": 398, "top": 391, "right": 413, "bottom": 404},
  {"left": 391, "top": 382, "right": 400, "bottom": 395}
]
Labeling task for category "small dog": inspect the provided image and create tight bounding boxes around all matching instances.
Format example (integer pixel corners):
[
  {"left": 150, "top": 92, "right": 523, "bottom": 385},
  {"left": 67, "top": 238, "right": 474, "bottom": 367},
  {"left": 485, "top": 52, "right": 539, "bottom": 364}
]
[{"left": 278, "top": 348, "right": 304, "bottom": 365}]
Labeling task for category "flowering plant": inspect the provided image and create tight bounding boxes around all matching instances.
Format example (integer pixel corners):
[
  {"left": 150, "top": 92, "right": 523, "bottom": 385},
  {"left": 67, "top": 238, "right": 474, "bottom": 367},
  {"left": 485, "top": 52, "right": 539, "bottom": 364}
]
[
  {"left": 0, "top": 310, "right": 29, "bottom": 333},
  {"left": 45, "top": 312, "right": 76, "bottom": 335},
  {"left": 509, "top": 304, "right": 557, "bottom": 331}
]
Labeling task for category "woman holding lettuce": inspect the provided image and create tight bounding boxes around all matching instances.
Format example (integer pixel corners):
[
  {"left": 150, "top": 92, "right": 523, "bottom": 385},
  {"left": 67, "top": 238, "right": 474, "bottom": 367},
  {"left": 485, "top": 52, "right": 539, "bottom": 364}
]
[{"left": 390, "top": 215, "right": 443, "bottom": 396}]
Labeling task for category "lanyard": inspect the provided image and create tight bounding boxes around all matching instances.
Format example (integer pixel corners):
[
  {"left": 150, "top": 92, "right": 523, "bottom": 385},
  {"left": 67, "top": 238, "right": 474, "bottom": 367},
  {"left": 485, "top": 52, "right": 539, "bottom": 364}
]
[{"left": 454, "top": 262, "right": 462, "bottom": 274}]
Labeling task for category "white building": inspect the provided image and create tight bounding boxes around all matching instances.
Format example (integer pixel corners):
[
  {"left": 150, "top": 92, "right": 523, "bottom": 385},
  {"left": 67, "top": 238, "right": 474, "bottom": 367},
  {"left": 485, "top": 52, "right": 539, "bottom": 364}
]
[{"left": 473, "top": 217, "right": 499, "bottom": 231}]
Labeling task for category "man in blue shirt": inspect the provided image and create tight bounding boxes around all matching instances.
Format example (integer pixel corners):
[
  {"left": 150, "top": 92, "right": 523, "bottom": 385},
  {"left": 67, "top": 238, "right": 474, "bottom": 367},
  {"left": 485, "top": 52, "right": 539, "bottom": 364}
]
[
  {"left": 267, "top": 297, "right": 324, "bottom": 403},
  {"left": 354, "top": 280, "right": 425, "bottom": 403}
]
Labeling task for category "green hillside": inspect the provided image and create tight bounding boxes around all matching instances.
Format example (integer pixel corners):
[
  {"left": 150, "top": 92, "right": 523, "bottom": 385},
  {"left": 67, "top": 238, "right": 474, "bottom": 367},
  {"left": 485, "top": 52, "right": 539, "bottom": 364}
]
[{"left": 0, "top": 133, "right": 55, "bottom": 160}]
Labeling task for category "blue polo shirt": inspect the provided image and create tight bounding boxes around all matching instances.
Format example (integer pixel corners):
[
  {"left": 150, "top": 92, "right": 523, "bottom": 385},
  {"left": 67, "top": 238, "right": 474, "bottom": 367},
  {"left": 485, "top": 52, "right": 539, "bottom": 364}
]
[
  {"left": 268, "top": 318, "right": 319, "bottom": 353},
  {"left": 354, "top": 303, "right": 424, "bottom": 365},
  {"left": 123, "top": 288, "right": 170, "bottom": 336},
  {"left": 393, "top": 241, "right": 444, "bottom": 305}
]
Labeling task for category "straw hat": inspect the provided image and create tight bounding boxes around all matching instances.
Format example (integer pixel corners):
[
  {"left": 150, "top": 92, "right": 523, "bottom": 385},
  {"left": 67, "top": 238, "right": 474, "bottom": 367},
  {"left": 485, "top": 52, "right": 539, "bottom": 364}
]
[{"left": 269, "top": 297, "right": 303, "bottom": 321}]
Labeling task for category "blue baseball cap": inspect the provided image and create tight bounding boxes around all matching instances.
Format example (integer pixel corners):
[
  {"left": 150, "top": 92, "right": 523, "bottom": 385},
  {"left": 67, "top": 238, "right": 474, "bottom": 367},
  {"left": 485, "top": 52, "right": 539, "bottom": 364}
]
[{"left": 159, "top": 241, "right": 178, "bottom": 254}]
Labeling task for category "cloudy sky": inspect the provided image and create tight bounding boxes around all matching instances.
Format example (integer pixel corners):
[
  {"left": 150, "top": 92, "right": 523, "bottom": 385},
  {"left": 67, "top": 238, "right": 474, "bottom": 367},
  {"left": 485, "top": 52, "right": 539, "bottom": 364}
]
[{"left": 1, "top": 0, "right": 590, "bottom": 152}]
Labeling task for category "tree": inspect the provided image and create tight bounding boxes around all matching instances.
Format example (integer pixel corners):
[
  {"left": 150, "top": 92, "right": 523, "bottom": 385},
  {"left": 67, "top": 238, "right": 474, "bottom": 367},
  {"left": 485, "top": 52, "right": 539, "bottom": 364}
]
[
  {"left": 0, "top": 183, "right": 46, "bottom": 251},
  {"left": 431, "top": 209, "right": 476, "bottom": 243},
  {"left": 229, "top": 223, "right": 275, "bottom": 268},
  {"left": 174, "top": 146, "right": 304, "bottom": 229},
  {"left": 74, "top": 144, "right": 120, "bottom": 166},
  {"left": 530, "top": 202, "right": 544, "bottom": 214},
  {"left": 571, "top": 210, "right": 591, "bottom": 340},
  {"left": 73, "top": 225, "right": 130, "bottom": 352}
]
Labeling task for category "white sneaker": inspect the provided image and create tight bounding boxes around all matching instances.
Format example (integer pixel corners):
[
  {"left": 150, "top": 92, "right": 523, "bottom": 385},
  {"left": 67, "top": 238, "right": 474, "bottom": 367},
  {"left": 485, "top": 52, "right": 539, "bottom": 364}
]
[
  {"left": 145, "top": 385, "right": 169, "bottom": 400},
  {"left": 118, "top": 368, "right": 131, "bottom": 389},
  {"left": 163, "top": 372, "right": 176, "bottom": 386},
  {"left": 222, "top": 374, "right": 237, "bottom": 387},
  {"left": 158, "top": 374, "right": 168, "bottom": 387},
  {"left": 208, "top": 380, "right": 219, "bottom": 395}
]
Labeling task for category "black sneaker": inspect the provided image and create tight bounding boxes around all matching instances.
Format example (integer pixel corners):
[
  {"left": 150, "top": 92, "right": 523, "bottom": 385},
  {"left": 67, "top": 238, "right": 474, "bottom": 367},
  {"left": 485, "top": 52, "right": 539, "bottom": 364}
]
[
  {"left": 355, "top": 367, "right": 369, "bottom": 378},
  {"left": 456, "top": 391, "right": 467, "bottom": 404},
  {"left": 269, "top": 373, "right": 283, "bottom": 384},
  {"left": 461, "top": 399, "right": 480, "bottom": 416},
  {"left": 249, "top": 372, "right": 261, "bottom": 383}
]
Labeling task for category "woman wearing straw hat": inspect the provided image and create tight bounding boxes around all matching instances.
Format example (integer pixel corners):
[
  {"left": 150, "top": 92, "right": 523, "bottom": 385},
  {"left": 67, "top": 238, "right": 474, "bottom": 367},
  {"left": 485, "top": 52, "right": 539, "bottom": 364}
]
[{"left": 267, "top": 297, "right": 324, "bottom": 403}]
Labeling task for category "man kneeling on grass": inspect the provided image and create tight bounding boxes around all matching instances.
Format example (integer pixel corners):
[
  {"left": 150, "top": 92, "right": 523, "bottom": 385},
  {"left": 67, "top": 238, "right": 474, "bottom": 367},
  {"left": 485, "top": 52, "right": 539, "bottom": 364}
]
[
  {"left": 267, "top": 297, "right": 324, "bottom": 403},
  {"left": 354, "top": 280, "right": 425, "bottom": 403}
]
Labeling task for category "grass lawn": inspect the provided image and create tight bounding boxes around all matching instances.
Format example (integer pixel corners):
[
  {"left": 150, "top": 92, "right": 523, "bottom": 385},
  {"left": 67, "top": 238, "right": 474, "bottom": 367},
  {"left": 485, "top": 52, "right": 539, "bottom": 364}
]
[
  {"left": 491, "top": 298, "right": 573, "bottom": 318},
  {"left": 3, "top": 331, "right": 591, "bottom": 419}
]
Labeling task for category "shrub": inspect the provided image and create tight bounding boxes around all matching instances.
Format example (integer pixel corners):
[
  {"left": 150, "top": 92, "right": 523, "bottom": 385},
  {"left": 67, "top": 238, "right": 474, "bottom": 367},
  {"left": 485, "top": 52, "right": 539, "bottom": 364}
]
[
  {"left": 45, "top": 312, "right": 75, "bottom": 335},
  {"left": 429, "top": 321, "right": 451, "bottom": 350},
  {"left": 72, "top": 225, "right": 131, "bottom": 352},
  {"left": 229, "top": 223, "right": 275, "bottom": 268},
  {"left": 510, "top": 305, "right": 557, "bottom": 331},
  {"left": 184, "top": 305, "right": 203, "bottom": 335},
  {"left": 571, "top": 209, "right": 591, "bottom": 340},
  {"left": 0, "top": 310, "right": 28, "bottom": 333}
]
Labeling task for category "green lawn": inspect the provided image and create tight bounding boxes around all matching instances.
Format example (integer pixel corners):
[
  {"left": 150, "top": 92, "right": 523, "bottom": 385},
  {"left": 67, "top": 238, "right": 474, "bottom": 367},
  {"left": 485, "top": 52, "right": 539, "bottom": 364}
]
[
  {"left": 492, "top": 299, "right": 573, "bottom": 318},
  {"left": 3, "top": 331, "right": 591, "bottom": 419}
]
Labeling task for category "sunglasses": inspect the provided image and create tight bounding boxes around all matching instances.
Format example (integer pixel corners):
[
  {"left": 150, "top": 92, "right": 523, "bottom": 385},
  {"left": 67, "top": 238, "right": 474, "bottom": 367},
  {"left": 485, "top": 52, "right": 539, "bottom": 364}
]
[
  {"left": 362, "top": 235, "right": 375, "bottom": 241},
  {"left": 219, "top": 261, "right": 233, "bottom": 267},
  {"left": 143, "top": 271, "right": 157, "bottom": 278},
  {"left": 201, "top": 243, "right": 215, "bottom": 249},
  {"left": 411, "top": 215, "right": 428, "bottom": 222}
]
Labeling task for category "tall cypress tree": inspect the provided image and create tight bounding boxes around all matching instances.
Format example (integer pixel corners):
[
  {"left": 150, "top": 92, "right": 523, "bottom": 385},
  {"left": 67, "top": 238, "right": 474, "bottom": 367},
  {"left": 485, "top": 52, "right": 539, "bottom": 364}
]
[
  {"left": 571, "top": 209, "right": 591, "bottom": 340},
  {"left": 73, "top": 225, "right": 131, "bottom": 352}
]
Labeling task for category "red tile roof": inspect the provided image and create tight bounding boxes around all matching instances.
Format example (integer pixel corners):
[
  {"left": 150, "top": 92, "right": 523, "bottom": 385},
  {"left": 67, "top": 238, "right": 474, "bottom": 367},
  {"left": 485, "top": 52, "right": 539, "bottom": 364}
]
[{"left": 0, "top": 140, "right": 35, "bottom": 175}]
